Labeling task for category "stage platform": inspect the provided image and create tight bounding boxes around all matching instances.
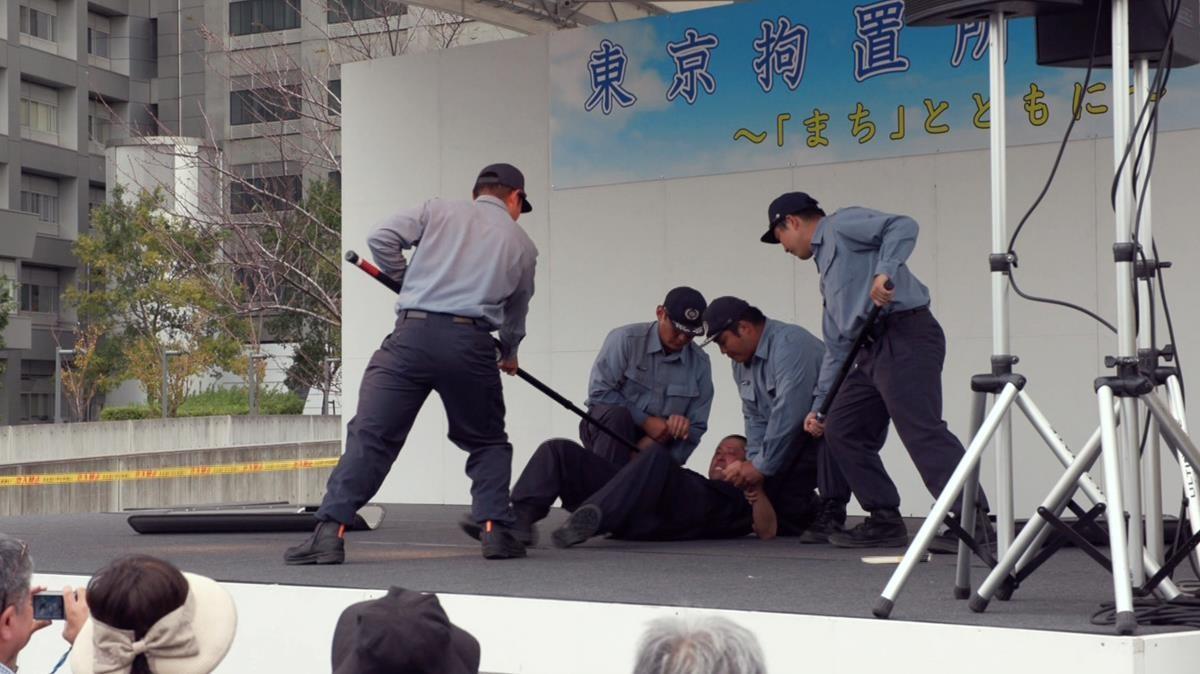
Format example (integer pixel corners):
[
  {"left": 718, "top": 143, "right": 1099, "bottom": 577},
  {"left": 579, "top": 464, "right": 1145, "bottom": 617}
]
[{"left": 10, "top": 504, "right": 1200, "bottom": 673}]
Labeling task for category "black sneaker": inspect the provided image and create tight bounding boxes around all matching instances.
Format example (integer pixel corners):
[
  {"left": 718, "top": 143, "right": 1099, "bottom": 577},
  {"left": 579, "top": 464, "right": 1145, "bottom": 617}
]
[
  {"left": 799, "top": 498, "right": 847, "bottom": 544},
  {"left": 480, "top": 521, "right": 527, "bottom": 560},
  {"left": 284, "top": 520, "right": 346, "bottom": 565},
  {"left": 551, "top": 504, "right": 603, "bottom": 548},
  {"left": 829, "top": 509, "right": 909, "bottom": 548},
  {"left": 458, "top": 513, "right": 539, "bottom": 546}
]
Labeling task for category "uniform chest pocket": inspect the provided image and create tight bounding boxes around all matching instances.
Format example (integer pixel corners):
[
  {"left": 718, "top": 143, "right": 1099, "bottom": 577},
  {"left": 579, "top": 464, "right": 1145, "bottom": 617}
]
[
  {"left": 738, "top": 379, "right": 756, "bottom": 405},
  {"left": 622, "top": 365, "right": 657, "bottom": 392},
  {"left": 664, "top": 383, "right": 699, "bottom": 416}
]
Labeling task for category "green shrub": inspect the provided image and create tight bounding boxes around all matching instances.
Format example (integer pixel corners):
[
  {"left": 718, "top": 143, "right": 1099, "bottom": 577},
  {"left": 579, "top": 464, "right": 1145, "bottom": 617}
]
[
  {"left": 100, "top": 406, "right": 156, "bottom": 421},
  {"left": 176, "top": 387, "right": 305, "bottom": 417}
]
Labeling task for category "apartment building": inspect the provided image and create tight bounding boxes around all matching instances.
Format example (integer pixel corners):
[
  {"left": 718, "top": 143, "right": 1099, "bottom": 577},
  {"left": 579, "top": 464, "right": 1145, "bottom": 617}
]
[{"left": 0, "top": 0, "right": 511, "bottom": 424}]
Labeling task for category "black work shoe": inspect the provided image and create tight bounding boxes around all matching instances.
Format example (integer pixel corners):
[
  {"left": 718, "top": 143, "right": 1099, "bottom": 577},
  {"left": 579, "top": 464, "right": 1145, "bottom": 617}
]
[
  {"left": 458, "top": 514, "right": 539, "bottom": 546},
  {"left": 551, "top": 504, "right": 603, "bottom": 548},
  {"left": 284, "top": 520, "right": 345, "bottom": 565},
  {"left": 829, "top": 509, "right": 909, "bottom": 548},
  {"left": 929, "top": 514, "right": 997, "bottom": 555},
  {"left": 480, "top": 521, "right": 527, "bottom": 560},
  {"left": 799, "top": 499, "right": 847, "bottom": 545}
]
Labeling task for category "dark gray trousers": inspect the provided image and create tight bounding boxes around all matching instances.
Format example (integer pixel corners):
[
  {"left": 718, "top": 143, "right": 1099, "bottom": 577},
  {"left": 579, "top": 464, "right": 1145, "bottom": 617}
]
[
  {"left": 317, "top": 313, "right": 515, "bottom": 526},
  {"left": 580, "top": 404, "right": 657, "bottom": 467},
  {"left": 823, "top": 308, "right": 988, "bottom": 514}
]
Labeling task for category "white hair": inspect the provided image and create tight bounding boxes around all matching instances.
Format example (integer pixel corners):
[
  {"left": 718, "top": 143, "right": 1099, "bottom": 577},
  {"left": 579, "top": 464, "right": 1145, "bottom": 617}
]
[
  {"left": 633, "top": 615, "right": 767, "bottom": 674},
  {"left": 0, "top": 534, "right": 32, "bottom": 613}
]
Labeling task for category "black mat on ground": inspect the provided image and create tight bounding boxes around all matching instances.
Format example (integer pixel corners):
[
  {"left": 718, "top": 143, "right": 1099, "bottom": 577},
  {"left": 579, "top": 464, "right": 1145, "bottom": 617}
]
[{"left": 7, "top": 504, "right": 1197, "bottom": 635}]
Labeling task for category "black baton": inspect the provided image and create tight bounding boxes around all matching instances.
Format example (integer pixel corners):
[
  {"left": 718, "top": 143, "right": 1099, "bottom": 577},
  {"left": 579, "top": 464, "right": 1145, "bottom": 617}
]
[
  {"left": 816, "top": 279, "right": 894, "bottom": 422},
  {"left": 346, "top": 249, "right": 643, "bottom": 455}
]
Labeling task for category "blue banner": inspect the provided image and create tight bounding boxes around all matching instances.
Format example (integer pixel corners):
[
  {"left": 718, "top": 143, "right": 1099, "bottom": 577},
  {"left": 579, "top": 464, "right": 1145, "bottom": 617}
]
[{"left": 549, "top": 0, "right": 1200, "bottom": 189}]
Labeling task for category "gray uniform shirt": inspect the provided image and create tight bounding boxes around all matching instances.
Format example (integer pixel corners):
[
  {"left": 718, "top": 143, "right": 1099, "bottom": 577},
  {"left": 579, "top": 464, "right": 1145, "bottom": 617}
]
[
  {"left": 734, "top": 319, "right": 824, "bottom": 476},
  {"left": 809, "top": 207, "right": 930, "bottom": 413},
  {"left": 366, "top": 195, "right": 538, "bottom": 358},
  {"left": 586, "top": 322, "right": 714, "bottom": 464}
]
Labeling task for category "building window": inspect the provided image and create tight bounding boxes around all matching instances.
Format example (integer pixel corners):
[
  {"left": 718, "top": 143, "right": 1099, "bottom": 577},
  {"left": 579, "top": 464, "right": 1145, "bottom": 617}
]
[
  {"left": 327, "top": 0, "right": 404, "bottom": 24},
  {"left": 328, "top": 79, "right": 341, "bottom": 114},
  {"left": 89, "top": 100, "right": 111, "bottom": 146},
  {"left": 19, "top": 266, "right": 60, "bottom": 314},
  {"left": 20, "top": 82, "right": 58, "bottom": 137},
  {"left": 19, "top": 4, "right": 56, "bottom": 41},
  {"left": 20, "top": 174, "right": 60, "bottom": 226},
  {"left": 229, "top": 84, "right": 302, "bottom": 125},
  {"left": 88, "top": 27, "right": 110, "bottom": 57},
  {"left": 231, "top": 174, "right": 303, "bottom": 214},
  {"left": 229, "top": 0, "right": 300, "bottom": 36}
]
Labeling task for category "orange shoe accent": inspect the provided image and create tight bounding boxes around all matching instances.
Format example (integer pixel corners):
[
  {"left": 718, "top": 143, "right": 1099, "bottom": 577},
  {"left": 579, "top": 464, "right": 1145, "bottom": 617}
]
[
  {"left": 337, "top": 524, "right": 346, "bottom": 539},
  {"left": 486, "top": 520, "right": 494, "bottom": 533}
]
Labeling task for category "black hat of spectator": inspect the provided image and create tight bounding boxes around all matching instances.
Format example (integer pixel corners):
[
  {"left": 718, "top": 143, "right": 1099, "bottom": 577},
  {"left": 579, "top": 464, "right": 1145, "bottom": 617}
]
[
  {"left": 663, "top": 286, "right": 707, "bottom": 336},
  {"left": 761, "top": 192, "right": 819, "bottom": 243},
  {"left": 701, "top": 296, "right": 752, "bottom": 345},
  {"left": 476, "top": 163, "right": 533, "bottom": 213},
  {"left": 332, "top": 587, "right": 480, "bottom": 674}
]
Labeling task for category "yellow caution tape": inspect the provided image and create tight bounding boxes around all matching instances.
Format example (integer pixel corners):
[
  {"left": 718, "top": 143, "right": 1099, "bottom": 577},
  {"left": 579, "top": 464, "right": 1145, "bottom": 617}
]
[{"left": 0, "top": 457, "right": 340, "bottom": 487}]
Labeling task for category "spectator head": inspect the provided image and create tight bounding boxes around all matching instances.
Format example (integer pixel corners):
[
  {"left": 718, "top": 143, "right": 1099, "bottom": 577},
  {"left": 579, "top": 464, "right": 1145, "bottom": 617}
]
[
  {"left": 0, "top": 534, "right": 35, "bottom": 667},
  {"left": 633, "top": 615, "right": 767, "bottom": 674},
  {"left": 332, "top": 587, "right": 480, "bottom": 674},
  {"left": 71, "top": 555, "right": 236, "bottom": 674}
]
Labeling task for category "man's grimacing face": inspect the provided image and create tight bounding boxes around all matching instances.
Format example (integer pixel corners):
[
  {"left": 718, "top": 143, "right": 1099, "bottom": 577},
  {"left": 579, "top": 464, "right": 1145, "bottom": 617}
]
[{"left": 709, "top": 436, "right": 748, "bottom": 480}]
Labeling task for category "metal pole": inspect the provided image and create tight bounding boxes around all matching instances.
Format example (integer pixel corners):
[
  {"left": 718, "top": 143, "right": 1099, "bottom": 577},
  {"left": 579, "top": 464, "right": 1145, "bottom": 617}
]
[
  {"left": 988, "top": 11, "right": 1014, "bottom": 553},
  {"left": 1133, "top": 58, "right": 1163, "bottom": 564},
  {"left": 248, "top": 353, "right": 257, "bottom": 416},
  {"left": 161, "top": 350, "right": 169, "bottom": 419},
  {"left": 1110, "top": 0, "right": 1145, "bottom": 585}
]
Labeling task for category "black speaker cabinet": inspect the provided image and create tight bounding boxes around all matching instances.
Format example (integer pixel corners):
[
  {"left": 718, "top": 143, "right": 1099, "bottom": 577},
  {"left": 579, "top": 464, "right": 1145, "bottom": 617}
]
[
  {"left": 906, "top": 0, "right": 1083, "bottom": 27},
  {"left": 1036, "top": 0, "right": 1200, "bottom": 67}
]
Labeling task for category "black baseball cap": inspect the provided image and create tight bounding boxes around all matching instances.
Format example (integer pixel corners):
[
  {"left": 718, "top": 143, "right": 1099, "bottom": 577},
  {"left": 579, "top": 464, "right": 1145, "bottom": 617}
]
[
  {"left": 701, "top": 296, "right": 752, "bottom": 345},
  {"left": 760, "top": 192, "right": 819, "bottom": 243},
  {"left": 332, "top": 587, "right": 480, "bottom": 674},
  {"left": 663, "top": 286, "right": 706, "bottom": 336},
  {"left": 476, "top": 163, "right": 533, "bottom": 213}
]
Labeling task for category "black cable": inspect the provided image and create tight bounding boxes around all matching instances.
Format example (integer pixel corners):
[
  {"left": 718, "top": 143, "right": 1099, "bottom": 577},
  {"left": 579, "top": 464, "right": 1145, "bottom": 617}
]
[
  {"left": 1093, "top": 597, "right": 1200, "bottom": 628},
  {"left": 1004, "top": 0, "right": 1117, "bottom": 331}
]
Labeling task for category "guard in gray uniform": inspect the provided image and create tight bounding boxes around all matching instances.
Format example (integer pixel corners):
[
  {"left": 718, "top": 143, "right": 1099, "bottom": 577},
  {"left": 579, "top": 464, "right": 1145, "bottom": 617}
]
[
  {"left": 583, "top": 287, "right": 713, "bottom": 466},
  {"left": 285, "top": 163, "right": 538, "bottom": 564},
  {"left": 763, "top": 192, "right": 988, "bottom": 548},
  {"left": 700, "top": 296, "right": 836, "bottom": 543}
]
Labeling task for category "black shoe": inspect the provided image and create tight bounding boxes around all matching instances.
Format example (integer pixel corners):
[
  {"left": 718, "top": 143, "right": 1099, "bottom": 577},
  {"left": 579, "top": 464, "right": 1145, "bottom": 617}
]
[
  {"left": 829, "top": 509, "right": 909, "bottom": 548},
  {"left": 480, "top": 521, "right": 527, "bottom": 560},
  {"left": 929, "top": 514, "right": 997, "bottom": 555},
  {"left": 284, "top": 520, "right": 345, "bottom": 565},
  {"left": 551, "top": 505, "right": 603, "bottom": 548},
  {"left": 799, "top": 499, "right": 847, "bottom": 545},
  {"left": 459, "top": 513, "right": 539, "bottom": 546}
]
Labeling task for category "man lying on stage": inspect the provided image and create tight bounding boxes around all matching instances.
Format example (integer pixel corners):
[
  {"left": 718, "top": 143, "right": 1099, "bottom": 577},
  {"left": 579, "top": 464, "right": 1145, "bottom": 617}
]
[{"left": 462, "top": 433, "right": 820, "bottom": 547}]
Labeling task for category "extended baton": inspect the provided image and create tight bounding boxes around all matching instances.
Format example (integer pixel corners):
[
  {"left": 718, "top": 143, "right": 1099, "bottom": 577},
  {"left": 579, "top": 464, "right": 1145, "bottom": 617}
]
[
  {"left": 815, "top": 279, "right": 894, "bottom": 422},
  {"left": 346, "top": 249, "right": 643, "bottom": 455}
]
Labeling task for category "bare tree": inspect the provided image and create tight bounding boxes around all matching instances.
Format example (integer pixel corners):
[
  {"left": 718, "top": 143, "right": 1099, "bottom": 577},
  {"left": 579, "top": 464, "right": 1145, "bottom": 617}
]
[{"left": 99, "top": 3, "right": 494, "bottom": 405}]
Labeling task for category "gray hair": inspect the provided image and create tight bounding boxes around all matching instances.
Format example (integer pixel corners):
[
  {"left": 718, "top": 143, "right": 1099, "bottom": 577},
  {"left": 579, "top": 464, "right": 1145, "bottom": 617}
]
[
  {"left": 633, "top": 615, "right": 767, "bottom": 674},
  {"left": 0, "top": 534, "right": 32, "bottom": 613}
]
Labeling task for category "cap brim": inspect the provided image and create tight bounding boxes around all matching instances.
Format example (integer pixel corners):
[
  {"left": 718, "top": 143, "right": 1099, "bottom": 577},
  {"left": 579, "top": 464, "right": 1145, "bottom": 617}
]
[
  {"left": 760, "top": 226, "right": 779, "bottom": 244},
  {"left": 71, "top": 573, "right": 237, "bottom": 674},
  {"left": 521, "top": 197, "right": 533, "bottom": 214}
]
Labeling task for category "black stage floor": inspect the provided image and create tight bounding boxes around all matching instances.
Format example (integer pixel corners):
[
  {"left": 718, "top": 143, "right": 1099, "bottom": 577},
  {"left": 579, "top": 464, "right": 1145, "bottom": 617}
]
[{"left": 9, "top": 504, "right": 1197, "bottom": 635}]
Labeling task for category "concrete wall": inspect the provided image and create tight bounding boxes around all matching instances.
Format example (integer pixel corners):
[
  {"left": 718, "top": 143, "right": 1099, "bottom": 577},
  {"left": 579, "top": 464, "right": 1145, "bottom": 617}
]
[
  {"left": 342, "top": 34, "right": 1200, "bottom": 519},
  {"left": 0, "top": 439, "right": 336, "bottom": 515},
  {"left": 0, "top": 414, "right": 341, "bottom": 464}
]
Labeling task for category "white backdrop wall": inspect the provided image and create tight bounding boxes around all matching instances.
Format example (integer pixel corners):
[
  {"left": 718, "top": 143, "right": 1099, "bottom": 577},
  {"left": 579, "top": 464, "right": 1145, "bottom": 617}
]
[{"left": 342, "top": 34, "right": 1200, "bottom": 518}]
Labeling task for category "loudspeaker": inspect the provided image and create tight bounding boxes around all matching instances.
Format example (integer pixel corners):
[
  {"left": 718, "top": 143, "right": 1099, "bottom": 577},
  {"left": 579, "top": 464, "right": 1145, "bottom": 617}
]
[
  {"left": 1036, "top": 0, "right": 1200, "bottom": 67},
  {"left": 906, "top": 0, "right": 1083, "bottom": 27}
]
